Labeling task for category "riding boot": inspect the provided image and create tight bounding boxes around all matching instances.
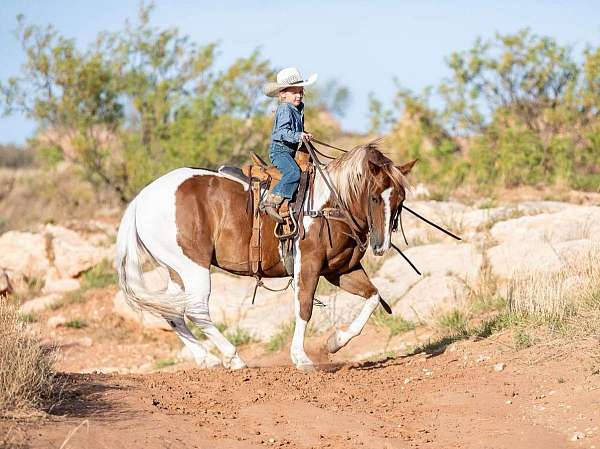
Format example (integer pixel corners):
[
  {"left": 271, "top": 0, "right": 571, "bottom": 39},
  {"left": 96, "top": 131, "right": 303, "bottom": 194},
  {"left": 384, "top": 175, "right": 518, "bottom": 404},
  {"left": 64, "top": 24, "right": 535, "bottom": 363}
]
[{"left": 262, "top": 193, "right": 285, "bottom": 224}]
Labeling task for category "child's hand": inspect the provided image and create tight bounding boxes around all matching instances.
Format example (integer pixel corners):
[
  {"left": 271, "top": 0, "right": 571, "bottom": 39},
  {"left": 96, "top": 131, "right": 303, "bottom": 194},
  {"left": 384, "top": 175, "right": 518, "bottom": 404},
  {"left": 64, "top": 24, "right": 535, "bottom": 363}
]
[{"left": 301, "top": 132, "right": 313, "bottom": 142}]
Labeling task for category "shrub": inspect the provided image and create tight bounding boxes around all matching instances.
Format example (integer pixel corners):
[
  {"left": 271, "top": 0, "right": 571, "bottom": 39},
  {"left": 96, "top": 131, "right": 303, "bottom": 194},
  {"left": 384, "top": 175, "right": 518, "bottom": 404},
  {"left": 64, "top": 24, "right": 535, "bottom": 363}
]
[{"left": 0, "top": 300, "right": 55, "bottom": 414}]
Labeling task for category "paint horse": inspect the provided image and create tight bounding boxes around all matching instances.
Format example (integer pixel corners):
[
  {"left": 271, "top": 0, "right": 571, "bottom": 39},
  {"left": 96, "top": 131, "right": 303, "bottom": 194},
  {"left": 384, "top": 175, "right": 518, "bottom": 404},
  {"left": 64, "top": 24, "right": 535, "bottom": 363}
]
[{"left": 115, "top": 142, "right": 415, "bottom": 371}]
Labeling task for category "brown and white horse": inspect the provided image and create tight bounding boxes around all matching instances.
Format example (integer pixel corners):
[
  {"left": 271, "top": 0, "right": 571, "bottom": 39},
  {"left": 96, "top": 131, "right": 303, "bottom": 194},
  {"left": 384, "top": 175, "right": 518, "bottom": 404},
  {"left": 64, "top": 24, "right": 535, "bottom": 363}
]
[{"left": 115, "top": 142, "right": 414, "bottom": 370}]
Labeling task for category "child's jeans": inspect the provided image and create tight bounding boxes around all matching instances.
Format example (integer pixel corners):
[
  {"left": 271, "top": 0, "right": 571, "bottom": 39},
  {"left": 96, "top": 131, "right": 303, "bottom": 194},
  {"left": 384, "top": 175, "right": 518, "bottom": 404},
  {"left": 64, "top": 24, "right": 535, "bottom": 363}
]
[{"left": 270, "top": 151, "right": 301, "bottom": 199}]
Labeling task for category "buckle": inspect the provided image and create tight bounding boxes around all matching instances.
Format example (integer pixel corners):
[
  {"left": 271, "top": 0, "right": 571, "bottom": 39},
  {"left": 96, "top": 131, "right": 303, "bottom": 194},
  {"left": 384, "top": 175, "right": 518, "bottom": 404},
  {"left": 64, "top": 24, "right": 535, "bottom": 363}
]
[{"left": 306, "top": 210, "right": 321, "bottom": 218}]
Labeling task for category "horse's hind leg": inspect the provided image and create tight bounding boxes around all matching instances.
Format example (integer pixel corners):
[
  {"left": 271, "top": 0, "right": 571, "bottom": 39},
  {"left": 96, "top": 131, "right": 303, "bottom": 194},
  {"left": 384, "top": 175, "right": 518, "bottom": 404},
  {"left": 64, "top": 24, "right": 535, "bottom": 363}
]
[
  {"left": 167, "top": 315, "right": 222, "bottom": 368},
  {"left": 178, "top": 266, "right": 247, "bottom": 370},
  {"left": 324, "top": 264, "right": 380, "bottom": 354}
]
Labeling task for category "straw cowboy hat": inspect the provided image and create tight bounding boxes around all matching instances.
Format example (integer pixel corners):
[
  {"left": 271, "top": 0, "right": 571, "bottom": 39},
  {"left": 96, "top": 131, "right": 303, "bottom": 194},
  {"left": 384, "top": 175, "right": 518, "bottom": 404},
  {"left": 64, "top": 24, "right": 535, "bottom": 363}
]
[{"left": 264, "top": 67, "right": 318, "bottom": 97}]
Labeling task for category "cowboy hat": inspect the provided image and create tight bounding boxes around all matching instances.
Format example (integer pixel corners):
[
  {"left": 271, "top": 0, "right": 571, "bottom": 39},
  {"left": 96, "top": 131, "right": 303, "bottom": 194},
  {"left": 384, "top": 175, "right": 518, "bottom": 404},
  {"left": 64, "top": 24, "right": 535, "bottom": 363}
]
[{"left": 264, "top": 67, "right": 318, "bottom": 97}]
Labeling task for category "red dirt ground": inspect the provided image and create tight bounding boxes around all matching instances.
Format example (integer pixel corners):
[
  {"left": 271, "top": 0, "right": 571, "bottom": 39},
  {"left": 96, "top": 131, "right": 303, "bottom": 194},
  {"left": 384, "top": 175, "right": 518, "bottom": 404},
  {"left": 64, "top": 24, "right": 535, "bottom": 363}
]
[{"left": 3, "top": 334, "right": 600, "bottom": 449}]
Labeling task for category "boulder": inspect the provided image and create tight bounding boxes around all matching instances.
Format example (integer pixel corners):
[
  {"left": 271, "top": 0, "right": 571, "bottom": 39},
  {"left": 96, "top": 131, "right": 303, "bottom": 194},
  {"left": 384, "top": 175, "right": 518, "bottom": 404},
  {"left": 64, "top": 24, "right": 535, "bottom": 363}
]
[
  {"left": 490, "top": 206, "right": 600, "bottom": 244},
  {"left": 42, "top": 267, "right": 81, "bottom": 294},
  {"left": 489, "top": 238, "right": 597, "bottom": 279},
  {"left": 0, "top": 231, "right": 50, "bottom": 279},
  {"left": 379, "top": 242, "right": 483, "bottom": 284},
  {"left": 20, "top": 293, "right": 63, "bottom": 313},
  {"left": 392, "top": 275, "right": 470, "bottom": 322},
  {"left": 43, "top": 225, "right": 113, "bottom": 278}
]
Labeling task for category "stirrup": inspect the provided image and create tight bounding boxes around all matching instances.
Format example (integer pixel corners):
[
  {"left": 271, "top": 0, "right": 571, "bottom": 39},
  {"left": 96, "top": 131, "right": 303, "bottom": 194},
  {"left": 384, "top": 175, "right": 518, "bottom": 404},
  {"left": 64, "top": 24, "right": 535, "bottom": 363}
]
[{"left": 274, "top": 213, "right": 298, "bottom": 240}]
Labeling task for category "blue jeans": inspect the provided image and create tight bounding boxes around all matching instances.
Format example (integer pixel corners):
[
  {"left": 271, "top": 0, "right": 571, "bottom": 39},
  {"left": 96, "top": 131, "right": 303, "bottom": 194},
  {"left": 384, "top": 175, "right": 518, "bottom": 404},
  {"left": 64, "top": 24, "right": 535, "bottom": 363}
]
[{"left": 270, "top": 151, "right": 301, "bottom": 199}]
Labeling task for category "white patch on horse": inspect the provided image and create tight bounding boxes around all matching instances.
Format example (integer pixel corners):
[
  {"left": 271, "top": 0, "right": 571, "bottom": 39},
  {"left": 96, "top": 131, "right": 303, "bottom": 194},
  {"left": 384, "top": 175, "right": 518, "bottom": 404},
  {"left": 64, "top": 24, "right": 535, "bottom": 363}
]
[
  {"left": 381, "top": 187, "right": 393, "bottom": 251},
  {"left": 120, "top": 168, "right": 246, "bottom": 369},
  {"left": 327, "top": 294, "right": 380, "bottom": 353},
  {"left": 290, "top": 237, "right": 313, "bottom": 369}
]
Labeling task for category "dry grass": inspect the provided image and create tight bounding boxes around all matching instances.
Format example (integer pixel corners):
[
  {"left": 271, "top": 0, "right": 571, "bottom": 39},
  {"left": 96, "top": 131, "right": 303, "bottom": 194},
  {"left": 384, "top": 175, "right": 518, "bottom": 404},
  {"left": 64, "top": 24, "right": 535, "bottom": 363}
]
[
  {"left": 507, "top": 247, "right": 600, "bottom": 331},
  {"left": 0, "top": 299, "right": 56, "bottom": 415}
]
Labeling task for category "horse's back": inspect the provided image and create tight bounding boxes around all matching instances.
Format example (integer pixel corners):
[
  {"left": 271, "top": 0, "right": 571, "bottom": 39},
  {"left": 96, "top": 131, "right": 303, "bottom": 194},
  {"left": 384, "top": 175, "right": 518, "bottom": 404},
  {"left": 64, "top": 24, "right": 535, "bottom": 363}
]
[{"left": 135, "top": 167, "right": 253, "bottom": 271}]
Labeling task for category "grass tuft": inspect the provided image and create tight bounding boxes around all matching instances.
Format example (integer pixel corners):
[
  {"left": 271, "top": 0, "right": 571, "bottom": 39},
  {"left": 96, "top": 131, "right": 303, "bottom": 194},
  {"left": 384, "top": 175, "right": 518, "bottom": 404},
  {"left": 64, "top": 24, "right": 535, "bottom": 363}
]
[
  {"left": 64, "top": 319, "right": 87, "bottom": 329},
  {"left": 372, "top": 309, "right": 415, "bottom": 338},
  {"left": 0, "top": 299, "right": 56, "bottom": 414},
  {"left": 267, "top": 321, "right": 295, "bottom": 353}
]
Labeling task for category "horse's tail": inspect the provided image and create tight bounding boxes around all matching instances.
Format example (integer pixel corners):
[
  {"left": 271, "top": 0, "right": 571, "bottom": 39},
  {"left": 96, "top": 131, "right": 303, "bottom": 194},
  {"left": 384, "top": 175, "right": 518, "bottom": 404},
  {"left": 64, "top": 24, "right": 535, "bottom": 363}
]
[{"left": 115, "top": 196, "right": 188, "bottom": 320}]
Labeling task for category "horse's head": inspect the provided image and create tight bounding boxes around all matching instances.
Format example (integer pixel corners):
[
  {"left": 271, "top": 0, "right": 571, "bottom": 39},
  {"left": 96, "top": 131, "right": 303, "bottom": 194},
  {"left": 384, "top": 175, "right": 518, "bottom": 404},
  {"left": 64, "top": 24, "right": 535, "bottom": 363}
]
[
  {"left": 365, "top": 149, "right": 416, "bottom": 255},
  {"left": 326, "top": 142, "right": 416, "bottom": 256}
]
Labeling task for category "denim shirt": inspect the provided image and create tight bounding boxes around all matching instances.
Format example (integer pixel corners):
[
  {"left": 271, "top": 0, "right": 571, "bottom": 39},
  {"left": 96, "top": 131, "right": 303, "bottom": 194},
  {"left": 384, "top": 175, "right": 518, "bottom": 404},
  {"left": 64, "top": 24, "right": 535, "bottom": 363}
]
[{"left": 269, "top": 102, "right": 304, "bottom": 155}]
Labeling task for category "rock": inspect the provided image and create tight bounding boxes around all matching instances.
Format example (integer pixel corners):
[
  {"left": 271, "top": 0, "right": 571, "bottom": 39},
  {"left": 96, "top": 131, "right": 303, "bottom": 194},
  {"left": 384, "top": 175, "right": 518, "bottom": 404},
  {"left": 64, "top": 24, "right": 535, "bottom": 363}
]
[
  {"left": 42, "top": 267, "right": 81, "bottom": 294},
  {"left": 43, "top": 224, "right": 113, "bottom": 278},
  {"left": 493, "top": 363, "right": 506, "bottom": 372},
  {"left": 392, "top": 275, "right": 470, "bottom": 322},
  {"left": 489, "top": 238, "right": 597, "bottom": 279},
  {"left": 20, "top": 293, "right": 63, "bottom": 313},
  {"left": 379, "top": 243, "right": 483, "bottom": 285},
  {"left": 570, "top": 431, "right": 585, "bottom": 441},
  {"left": 47, "top": 315, "right": 67, "bottom": 328},
  {"left": 490, "top": 206, "right": 600, "bottom": 244},
  {"left": 78, "top": 336, "right": 93, "bottom": 347},
  {"left": 0, "top": 231, "right": 50, "bottom": 279}
]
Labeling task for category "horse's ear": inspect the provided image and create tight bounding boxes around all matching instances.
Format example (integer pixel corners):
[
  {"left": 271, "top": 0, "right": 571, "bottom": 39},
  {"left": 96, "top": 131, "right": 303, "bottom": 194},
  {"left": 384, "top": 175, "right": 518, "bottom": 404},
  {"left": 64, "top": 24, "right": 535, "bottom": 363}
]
[{"left": 397, "top": 159, "right": 418, "bottom": 175}]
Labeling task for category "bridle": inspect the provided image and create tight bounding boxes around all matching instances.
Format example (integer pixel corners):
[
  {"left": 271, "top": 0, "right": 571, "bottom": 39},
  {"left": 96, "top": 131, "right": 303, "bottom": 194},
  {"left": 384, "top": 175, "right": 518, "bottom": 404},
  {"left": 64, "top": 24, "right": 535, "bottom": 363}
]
[{"left": 305, "top": 138, "right": 463, "bottom": 276}]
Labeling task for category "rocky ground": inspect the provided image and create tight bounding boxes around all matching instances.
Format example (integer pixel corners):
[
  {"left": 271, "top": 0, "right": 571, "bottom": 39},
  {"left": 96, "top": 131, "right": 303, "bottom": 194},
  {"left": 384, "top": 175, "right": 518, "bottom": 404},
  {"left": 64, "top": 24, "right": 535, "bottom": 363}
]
[{"left": 1, "top": 196, "right": 599, "bottom": 448}]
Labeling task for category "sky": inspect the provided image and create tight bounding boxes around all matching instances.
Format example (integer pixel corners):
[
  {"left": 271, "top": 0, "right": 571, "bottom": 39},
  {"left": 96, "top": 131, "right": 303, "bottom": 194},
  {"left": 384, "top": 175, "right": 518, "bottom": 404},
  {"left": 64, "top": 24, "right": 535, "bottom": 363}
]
[{"left": 1, "top": 0, "right": 599, "bottom": 144}]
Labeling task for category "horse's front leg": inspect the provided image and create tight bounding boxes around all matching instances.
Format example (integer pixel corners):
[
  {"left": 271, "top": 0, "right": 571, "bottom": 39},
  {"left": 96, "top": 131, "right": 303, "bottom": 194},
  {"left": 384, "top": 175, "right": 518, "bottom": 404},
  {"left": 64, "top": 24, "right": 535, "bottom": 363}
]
[
  {"left": 290, "top": 243, "right": 321, "bottom": 371},
  {"left": 324, "top": 265, "right": 381, "bottom": 354}
]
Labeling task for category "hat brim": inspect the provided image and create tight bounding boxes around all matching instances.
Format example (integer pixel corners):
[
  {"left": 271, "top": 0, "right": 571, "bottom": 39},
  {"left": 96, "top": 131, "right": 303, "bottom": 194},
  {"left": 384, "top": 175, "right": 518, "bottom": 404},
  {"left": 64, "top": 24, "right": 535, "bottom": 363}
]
[{"left": 264, "top": 73, "right": 318, "bottom": 97}]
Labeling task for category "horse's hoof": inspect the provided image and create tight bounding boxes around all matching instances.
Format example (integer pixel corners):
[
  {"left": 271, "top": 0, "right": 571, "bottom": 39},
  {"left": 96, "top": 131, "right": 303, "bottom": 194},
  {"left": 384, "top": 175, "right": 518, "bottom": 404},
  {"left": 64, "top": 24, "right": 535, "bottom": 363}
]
[
  {"left": 326, "top": 332, "right": 343, "bottom": 354},
  {"left": 296, "top": 363, "right": 316, "bottom": 372},
  {"left": 226, "top": 354, "right": 247, "bottom": 370}
]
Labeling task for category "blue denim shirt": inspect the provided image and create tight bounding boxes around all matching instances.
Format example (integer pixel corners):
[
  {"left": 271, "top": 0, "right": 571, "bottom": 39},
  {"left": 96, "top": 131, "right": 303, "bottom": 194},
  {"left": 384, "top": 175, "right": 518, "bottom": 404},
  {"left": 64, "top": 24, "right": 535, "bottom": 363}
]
[{"left": 269, "top": 102, "right": 304, "bottom": 155}]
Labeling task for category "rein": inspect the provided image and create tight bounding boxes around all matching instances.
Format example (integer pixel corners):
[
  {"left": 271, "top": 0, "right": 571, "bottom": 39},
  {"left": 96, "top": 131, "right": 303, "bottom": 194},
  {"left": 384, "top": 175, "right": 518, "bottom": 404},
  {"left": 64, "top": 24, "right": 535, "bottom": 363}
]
[
  {"left": 305, "top": 140, "right": 370, "bottom": 251},
  {"left": 308, "top": 138, "right": 462, "bottom": 276}
]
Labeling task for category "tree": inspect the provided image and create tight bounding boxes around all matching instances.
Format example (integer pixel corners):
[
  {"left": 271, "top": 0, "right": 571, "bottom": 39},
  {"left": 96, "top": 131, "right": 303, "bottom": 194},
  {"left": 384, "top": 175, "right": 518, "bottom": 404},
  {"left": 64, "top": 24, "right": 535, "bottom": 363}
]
[{"left": 0, "top": 4, "right": 278, "bottom": 201}]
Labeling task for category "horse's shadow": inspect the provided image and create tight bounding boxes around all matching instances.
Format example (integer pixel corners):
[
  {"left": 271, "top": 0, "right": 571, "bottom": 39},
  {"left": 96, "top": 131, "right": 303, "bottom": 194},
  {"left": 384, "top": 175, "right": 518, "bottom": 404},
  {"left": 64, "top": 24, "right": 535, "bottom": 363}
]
[
  {"left": 317, "top": 338, "right": 453, "bottom": 373},
  {"left": 45, "top": 373, "right": 131, "bottom": 420}
]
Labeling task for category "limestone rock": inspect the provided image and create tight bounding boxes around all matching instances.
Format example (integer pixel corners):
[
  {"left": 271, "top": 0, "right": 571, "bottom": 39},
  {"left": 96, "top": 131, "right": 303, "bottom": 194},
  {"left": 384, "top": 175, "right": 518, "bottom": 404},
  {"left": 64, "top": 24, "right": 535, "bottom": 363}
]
[
  {"left": 19, "top": 293, "right": 63, "bottom": 313},
  {"left": 42, "top": 267, "right": 81, "bottom": 294},
  {"left": 490, "top": 206, "right": 600, "bottom": 244},
  {"left": 47, "top": 315, "right": 67, "bottom": 328},
  {"left": 0, "top": 231, "right": 50, "bottom": 279},
  {"left": 43, "top": 224, "right": 113, "bottom": 278},
  {"left": 392, "top": 275, "right": 470, "bottom": 322},
  {"left": 488, "top": 238, "right": 597, "bottom": 279}
]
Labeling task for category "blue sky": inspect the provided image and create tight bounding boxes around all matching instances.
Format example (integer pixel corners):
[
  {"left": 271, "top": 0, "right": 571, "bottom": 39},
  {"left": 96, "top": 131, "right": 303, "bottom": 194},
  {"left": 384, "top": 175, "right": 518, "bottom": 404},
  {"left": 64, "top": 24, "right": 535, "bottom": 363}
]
[{"left": 1, "top": 0, "right": 599, "bottom": 144}]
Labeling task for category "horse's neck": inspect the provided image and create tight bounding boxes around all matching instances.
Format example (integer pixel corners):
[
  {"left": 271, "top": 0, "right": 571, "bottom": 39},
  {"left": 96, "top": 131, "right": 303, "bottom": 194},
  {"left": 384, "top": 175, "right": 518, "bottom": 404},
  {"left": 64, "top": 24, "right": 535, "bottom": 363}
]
[{"left": 311, "top": 170, "right": 366, "bottom": 226}]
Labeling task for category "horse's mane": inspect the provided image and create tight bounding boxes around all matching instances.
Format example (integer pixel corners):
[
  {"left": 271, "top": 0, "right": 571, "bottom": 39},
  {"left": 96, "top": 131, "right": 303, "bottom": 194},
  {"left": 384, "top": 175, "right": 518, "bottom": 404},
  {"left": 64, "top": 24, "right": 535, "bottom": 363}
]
[{"left": 325, "top": 141, "right": 410, "bottom": 208}]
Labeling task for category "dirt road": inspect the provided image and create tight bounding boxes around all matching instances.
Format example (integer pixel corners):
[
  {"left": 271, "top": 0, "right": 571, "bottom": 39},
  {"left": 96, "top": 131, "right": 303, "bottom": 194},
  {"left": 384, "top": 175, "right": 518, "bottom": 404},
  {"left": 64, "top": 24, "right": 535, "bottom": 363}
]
[{"left": 5, "top": 336, "right": 599, "bottom": 449}]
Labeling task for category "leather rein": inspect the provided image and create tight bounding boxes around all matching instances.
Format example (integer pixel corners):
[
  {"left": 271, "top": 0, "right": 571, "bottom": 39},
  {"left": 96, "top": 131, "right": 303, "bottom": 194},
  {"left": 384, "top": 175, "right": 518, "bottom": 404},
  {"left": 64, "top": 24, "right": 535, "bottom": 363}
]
[{"left": 305, "top": 138, "right": 462, "bottom": 276}]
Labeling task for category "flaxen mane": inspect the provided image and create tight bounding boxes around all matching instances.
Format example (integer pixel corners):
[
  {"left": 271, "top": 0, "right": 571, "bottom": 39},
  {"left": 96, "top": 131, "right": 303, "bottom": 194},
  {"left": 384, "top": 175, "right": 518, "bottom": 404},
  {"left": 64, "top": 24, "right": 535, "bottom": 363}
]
[{"left": 326, "top": 141, "right": 410, "bottom": 208}]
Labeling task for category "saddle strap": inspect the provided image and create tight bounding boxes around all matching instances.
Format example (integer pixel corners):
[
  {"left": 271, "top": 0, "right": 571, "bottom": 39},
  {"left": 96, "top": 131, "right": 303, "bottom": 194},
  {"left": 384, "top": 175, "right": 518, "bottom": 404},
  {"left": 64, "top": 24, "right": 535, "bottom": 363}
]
[
  {"left": 291, "top": 167, "right": 312, "bottom": 240},
  {"left": 250, "top": 178, "right": 262, "bottom": 274}
]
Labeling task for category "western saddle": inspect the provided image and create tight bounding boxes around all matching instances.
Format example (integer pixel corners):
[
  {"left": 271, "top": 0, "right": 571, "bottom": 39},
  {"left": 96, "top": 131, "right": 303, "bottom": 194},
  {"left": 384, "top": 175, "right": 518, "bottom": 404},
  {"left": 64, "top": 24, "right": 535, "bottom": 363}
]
[{"left": 218, "top": 147, "right": 314, "bottom": 276}]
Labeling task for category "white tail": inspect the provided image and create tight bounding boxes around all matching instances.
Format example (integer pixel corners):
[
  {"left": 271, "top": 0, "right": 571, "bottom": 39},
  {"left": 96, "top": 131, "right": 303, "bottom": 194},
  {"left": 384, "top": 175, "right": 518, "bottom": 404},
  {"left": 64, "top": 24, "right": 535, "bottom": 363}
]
[{"left": 115, "top": 196, "right": 189, "bottom": 319}]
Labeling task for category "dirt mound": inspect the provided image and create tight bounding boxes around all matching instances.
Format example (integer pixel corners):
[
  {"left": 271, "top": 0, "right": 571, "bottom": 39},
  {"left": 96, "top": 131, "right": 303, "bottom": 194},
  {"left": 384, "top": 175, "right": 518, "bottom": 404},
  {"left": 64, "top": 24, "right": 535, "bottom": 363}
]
[{"left": 4, "top": 337, "right": 599, "bottom": 449}]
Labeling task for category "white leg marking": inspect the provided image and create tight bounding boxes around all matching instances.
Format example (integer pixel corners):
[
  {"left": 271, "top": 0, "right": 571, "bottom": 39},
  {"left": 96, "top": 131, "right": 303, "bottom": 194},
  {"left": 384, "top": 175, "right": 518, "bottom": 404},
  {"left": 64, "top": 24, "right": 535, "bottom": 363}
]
[
  {"left": 381, "top": 187, "right": 393, "bottom": 252},
  {"left": 327, "top": 294, "right": 380, "bottom": 353},
  {"left": 182, "top": 267, "right": 247, "bottom": 370},
  {"left": 168, "top": 316, "right": 221, "bottom": 368},
  {"left": 290, "top": 239, "right": 314, "bottom": 370}
]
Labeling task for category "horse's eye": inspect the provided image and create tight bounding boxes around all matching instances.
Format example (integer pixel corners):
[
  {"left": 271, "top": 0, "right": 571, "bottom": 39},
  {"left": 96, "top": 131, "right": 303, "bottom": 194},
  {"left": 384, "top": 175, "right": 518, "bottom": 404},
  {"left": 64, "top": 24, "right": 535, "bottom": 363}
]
[{"left": 370, "top": 195, "right": 379, "bottom": 203}]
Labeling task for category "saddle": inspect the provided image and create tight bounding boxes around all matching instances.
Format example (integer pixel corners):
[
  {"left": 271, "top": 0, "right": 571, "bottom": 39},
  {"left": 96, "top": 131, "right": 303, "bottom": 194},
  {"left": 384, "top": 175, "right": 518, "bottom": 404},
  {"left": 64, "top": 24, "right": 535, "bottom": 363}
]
[{"left": 217, "top": 147, "right": 314, "bottom": 277}]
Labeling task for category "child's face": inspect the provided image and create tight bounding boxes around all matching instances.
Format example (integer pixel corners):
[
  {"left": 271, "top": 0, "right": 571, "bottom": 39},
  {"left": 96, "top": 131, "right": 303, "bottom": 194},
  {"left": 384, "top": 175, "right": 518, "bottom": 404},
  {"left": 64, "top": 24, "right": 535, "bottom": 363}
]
[{"left": 279, "top": 86, "right": 304, "bottom": 106}]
